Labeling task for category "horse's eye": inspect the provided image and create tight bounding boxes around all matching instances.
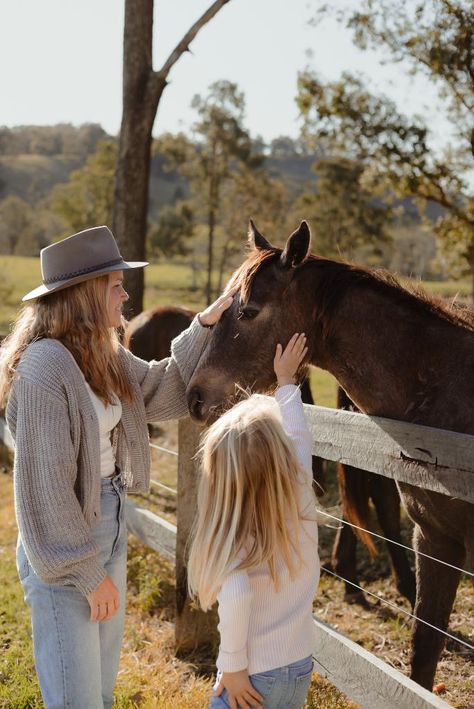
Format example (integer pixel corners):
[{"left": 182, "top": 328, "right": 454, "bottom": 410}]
[{"left": 238, "top": 307, "right": 259, "bottom": 320}]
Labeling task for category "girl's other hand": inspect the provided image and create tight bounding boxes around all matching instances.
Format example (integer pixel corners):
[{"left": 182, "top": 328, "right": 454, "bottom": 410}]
[
  {"left": 214, "top": 669, "right": 263, "bottom": 709},
  {"left": 274, "top": 333, "right": 308, "bottom": 387},
  {"left": 198, "top": 284, "right": 239, "bottom": 328}
]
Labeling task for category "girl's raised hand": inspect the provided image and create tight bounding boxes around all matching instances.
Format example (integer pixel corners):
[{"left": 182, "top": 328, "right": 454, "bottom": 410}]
[{"left": 274, "top": 333, "right": 308, "bottom": 387}]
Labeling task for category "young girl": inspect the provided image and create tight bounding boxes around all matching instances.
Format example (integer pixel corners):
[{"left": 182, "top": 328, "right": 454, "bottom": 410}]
[
  {"left": 0, "top": 225, "right": 234, "bottom": 709},
  {"left": 187, "top": 333, "right": 320, "bottom": 709}
]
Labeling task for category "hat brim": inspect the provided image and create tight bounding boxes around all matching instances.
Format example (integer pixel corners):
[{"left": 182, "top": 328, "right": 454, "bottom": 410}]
[{"left": 22, "top": 260, "right": 149, "bottom": 302}]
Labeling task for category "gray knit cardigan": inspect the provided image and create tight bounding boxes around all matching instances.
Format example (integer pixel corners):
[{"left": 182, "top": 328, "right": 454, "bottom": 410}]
[{"left": 6, "top": 317, "right": 211, "bottom": 596}]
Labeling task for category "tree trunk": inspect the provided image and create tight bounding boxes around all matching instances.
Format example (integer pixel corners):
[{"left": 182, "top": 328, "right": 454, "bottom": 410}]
[
  {"left": 113, "top": 0, "right": 165, "bottom": 318},
  {"left": 206, "top": 206, "right": 216, "bottom": 305},
  {"left": 217, "top": 232, "right": 233, "bottom": 293},
  {"left": 113, "top": 0, "right": 231, "bottom": 316}
]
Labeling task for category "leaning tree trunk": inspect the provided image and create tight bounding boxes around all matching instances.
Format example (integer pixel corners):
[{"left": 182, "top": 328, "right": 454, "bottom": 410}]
[{"left": 113, "top": 0, "right": 232, "bottom": 317}]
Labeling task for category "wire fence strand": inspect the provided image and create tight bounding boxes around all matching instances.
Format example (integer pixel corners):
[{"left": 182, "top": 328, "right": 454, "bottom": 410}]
[
  {"left": 145, "top": 439, "right": 473, "bottom": 652},
  {"left": 149, "top": 478, "right": 177, "bottom": 496},
  {"left": 149, "top": 442, "right": 178, "bottom": 457},
  {"left": 321, "top": 566, "right": 474, "bottom": 652},
  {"left": 317, "top": 508, "right": 474, "bottom": 578}
]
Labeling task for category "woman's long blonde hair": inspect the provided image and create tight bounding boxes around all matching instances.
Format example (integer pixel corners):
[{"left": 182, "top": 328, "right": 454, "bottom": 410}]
[
  {"left": 0, "top": 275, "right": 133, "bottom": 407},
  {"left": 187, "top": 394, "right": 306, "bottom": 611}
]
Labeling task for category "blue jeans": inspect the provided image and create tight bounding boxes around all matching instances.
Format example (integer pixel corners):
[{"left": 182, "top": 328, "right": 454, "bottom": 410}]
[
  {"left": 210, "top": 656, "right": 313, "bottom": 709},
  {"left": 16, "top": 473, "right": 128, "bottom": 709}
]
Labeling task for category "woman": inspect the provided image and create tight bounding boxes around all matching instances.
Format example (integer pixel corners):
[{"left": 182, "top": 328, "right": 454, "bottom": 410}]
[{"left": 0, "top": 225, "right": 233, "bottom": 709}]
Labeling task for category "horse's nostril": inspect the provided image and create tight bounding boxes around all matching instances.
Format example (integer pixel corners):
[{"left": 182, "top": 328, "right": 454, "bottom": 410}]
[{"left": 187, "top": 386, "right": 204, "bottom": 421}]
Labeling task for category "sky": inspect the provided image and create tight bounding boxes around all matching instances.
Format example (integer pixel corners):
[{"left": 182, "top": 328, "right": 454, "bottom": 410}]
[{"left": 0, "top": 0, "right": 451, "bottom": 149}]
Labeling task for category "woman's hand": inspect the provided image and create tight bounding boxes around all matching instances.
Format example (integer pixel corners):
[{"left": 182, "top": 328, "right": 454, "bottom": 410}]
[
  {"left": 274, "top": 332, "right": 308, "bottom": 386},
  {"left": 87, "top": 575, "right": 120, "bottom": 622},
  {"left": 198, "top": 285, "right": 239, "bottom": 328},
  {"left": 213, "top": 670, "right": 263, "bottom": 709}
]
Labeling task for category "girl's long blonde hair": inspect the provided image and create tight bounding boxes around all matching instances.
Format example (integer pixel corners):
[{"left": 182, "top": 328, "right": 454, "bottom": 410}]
[
  {"left": 0, "top": 274, "right": 133, "bottom": 407},
  {"left": 187, "top": 394, "right": 306, "bottom": 611}
]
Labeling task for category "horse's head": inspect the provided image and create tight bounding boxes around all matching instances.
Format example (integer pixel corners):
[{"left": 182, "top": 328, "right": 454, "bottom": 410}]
[{"left": 187, "top": 220, "right": 314, "bottom": 422}]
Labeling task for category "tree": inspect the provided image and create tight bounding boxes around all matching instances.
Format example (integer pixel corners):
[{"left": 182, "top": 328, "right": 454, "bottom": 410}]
[
  {"left": 0, "top": 195, "right": 59, "bottom": 256},
  {"left": 148, "top": 202, "right": 194, "bottom": 258},
  {"left": 294, "top": 156, "right": 393, "bottom": 262},
  {"left": 51, "top": 139, "right": 117, "bottom": 233},
  {"left": 0, "top": 196, "right": 32, "bottom": 254},
  {"left": 216, "top": 167, "right": 290, "bottom": 291},
  {"left": 157, "top": 81, "right": 264, "bottom": 303},
  {"left": 113, "top": 0, "right": 231, "bottom": 317},
  {"left": 304, "top": 0, "right": 474, "bottom": 294}
]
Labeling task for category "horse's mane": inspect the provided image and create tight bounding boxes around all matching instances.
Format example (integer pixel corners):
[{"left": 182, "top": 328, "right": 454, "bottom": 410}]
[{"left": 231, "top": 247, "right": 474, "bottom": 334}]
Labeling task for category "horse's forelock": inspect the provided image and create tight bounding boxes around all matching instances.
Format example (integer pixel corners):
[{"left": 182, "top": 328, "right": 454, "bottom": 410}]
[{"left": 232, "top": 248, "right": 280, "bottom": 304}]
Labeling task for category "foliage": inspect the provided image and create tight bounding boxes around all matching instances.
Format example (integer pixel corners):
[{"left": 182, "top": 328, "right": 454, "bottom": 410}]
[
  {"left": 304, "top": 0, "right": 474, "bottom": 292},
  {"left": 148, "top": 202, "right": 194, "bottom": 258},
  {"left": 216, "top": 166, "right": 290, "bottom": 290},
  {"left": 0, "top": 196, "right": 32, "bottom": 254},
  {"left": 51, "top": 139, "right": 117, "bottom": 233},
  {"left": 0, "top": 123, "right": 107, "bottom": 158},
  {"left": 294, "top": 156, "right": 393, "bottom": 262},
  {"left": 0, "top": 195, "right": 62, "bottom": 256},
  {"left": 156, "top": 80, "right": 265, "bottom": 302}
]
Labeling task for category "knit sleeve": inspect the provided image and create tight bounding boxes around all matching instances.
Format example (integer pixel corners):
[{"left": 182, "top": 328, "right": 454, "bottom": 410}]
[
  {"left": 216, "top": 570, "right": 252, "bottom": 672},
  {"left": 9, "top": 378, "right": 106, "bottom": 596},
  {"left": 123, "top": 316, "right": 212, "bottom": 423},
  {"left": 275, "top": 384, "right": 313, "bottom": 483}
]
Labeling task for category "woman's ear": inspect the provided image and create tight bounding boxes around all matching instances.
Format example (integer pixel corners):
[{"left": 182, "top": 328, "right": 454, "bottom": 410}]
[
  {"left": 280, "top": 221, "right": 311, "bottom": 268},
  {"left": 248, "top": 219, "right": 273, "bottom": 251}
]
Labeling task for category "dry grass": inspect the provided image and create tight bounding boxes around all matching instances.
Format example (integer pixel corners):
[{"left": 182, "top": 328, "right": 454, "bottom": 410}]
[{"left": 0, "top": 460, "right": 358, "bottom": 709}]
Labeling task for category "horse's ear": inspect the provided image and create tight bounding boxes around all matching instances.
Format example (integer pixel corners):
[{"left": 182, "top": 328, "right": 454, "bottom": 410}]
[
  {"left": 248, "top": 219, "right": 273, "bottom": 251},
  {"left": 280, "top": 221, "right": 311, "bottom": 268}
]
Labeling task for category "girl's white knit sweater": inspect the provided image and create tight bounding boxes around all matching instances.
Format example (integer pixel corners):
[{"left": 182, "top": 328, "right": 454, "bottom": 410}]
[{"left": 216, "top": 384, "right": 320, "bottom": 675}]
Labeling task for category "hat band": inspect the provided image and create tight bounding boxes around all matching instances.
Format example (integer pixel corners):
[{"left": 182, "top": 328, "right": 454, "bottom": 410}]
[{"left": 43, "top": 257, "right": 124, "bottom": 285}]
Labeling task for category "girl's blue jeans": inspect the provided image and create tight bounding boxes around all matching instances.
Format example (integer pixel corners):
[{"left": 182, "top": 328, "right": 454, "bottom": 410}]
[
  {"left": 16, "top": 473, "right": 128, "bottom": 709},
  {"left": 210, "top": 655, "right": 313, "bottom": 709}
]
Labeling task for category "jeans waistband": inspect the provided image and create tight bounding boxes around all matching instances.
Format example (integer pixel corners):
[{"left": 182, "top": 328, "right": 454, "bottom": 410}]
[{"left": 101, "top": 467, "right": 126, "bottom": 491}]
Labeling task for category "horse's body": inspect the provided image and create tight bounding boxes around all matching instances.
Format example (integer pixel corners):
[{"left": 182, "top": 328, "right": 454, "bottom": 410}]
[
  {"left": 123, "top": 305, "right": 194, "bottom": 360},
  {"left": 186, "top": 221, "right": 474, "bottom": 690},
  {"left": 332, "top": 387, "right": 416, "bottom": 608}
]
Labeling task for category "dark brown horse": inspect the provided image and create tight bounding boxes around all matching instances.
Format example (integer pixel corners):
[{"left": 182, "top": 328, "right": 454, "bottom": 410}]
[
  {"left": 186, "top": 220, "right": 474, "bottom": 690},
  {"left": 123, "top": 305, "right": 195, "bottom": 360},
  {"left": 125, "top": 305, "right": 414, "bottom": 604}
]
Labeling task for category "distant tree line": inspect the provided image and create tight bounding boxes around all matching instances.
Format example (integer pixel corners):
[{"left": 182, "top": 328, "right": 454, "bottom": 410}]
[
  {"left": 0, "top": 124, "right": 107, "bottom": 157},
  {"left": 0, "top": 62, "right": 466, "bottom": 300}
]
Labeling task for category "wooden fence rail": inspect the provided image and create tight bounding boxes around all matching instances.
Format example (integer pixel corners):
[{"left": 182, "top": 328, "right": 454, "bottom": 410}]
[{"left": 3, "top": 405, "right": 472, "bottom": 709}]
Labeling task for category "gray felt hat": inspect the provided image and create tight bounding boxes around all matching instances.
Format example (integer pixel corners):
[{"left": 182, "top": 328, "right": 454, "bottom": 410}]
[{"left": 22, "top": 225, "right": 148, "bottom": 301}]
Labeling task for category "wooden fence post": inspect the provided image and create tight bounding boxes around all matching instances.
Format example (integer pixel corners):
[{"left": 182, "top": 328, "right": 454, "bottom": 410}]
[{"left": 175, "top": 418, "right": 218, "bottom": 655}]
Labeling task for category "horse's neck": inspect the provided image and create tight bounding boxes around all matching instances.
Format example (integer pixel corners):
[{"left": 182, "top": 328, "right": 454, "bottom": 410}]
[{"left": 312, "top": 285, "right": 463, "bottom": 421}]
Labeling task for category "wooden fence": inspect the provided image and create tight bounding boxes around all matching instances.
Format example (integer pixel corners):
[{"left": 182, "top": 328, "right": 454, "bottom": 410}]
[{"left": 2, "top": 406, "right": 473, "bottom": 709}]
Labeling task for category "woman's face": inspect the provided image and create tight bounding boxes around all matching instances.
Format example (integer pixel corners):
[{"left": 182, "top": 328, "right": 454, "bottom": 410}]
[{"left": 106, "top": 271, "right": 128, "bottom": 327}]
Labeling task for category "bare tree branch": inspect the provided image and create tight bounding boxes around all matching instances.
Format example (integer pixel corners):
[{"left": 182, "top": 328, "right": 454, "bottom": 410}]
[{"left": 154, "top": 0, "right": 231, "bottom": 86}]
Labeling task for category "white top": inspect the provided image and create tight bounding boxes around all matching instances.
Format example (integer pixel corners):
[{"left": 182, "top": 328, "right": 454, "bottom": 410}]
[
  {"left": 216, "top": 384, "right": 320, "bottom": 675},
  {"left": 85, "top": 382, "right": 122, "bottom": 478}
]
